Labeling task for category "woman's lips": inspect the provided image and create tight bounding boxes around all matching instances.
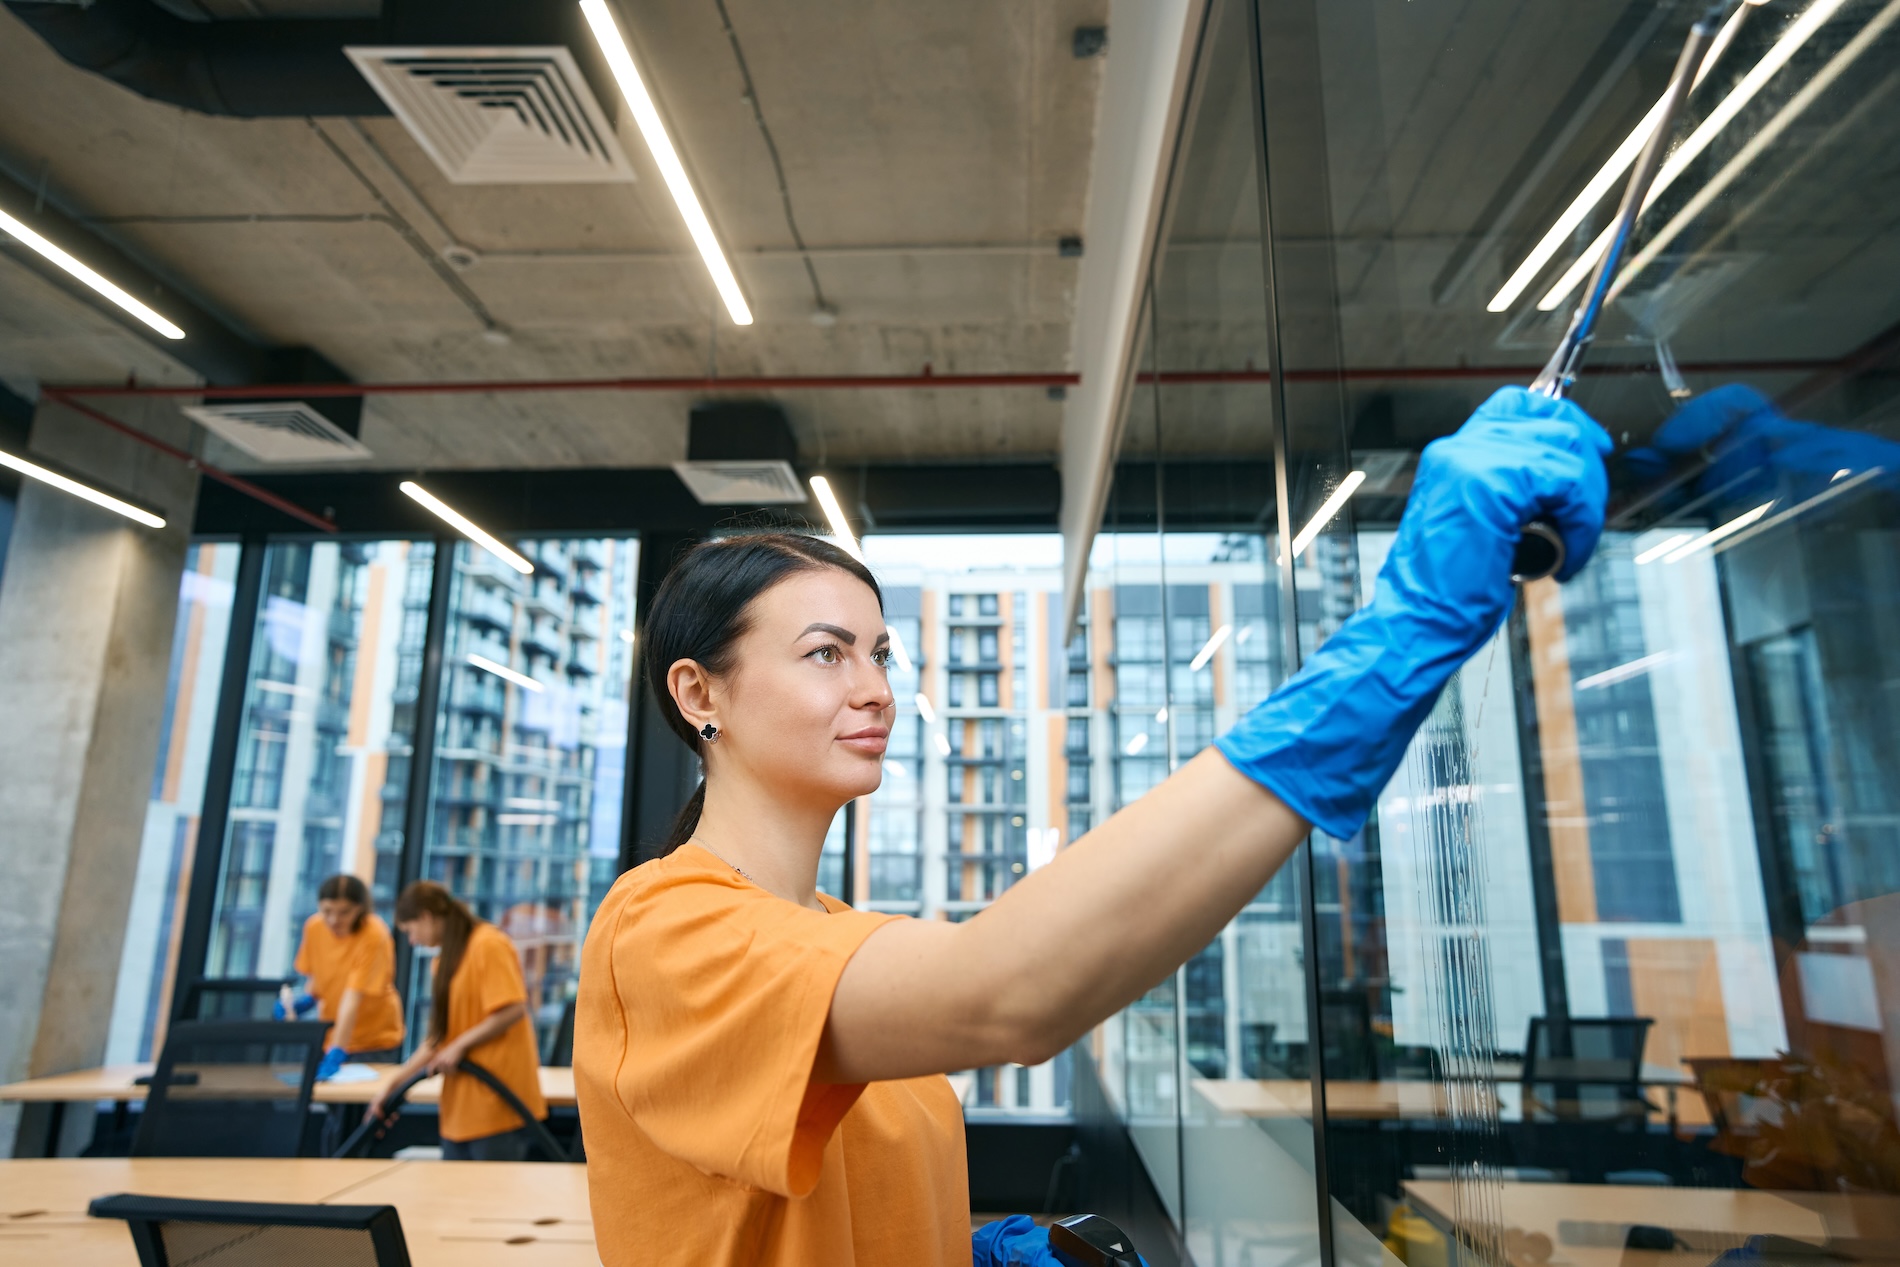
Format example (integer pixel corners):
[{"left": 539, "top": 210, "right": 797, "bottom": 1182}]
[{"left": 838, "top": 727, "right": 890, "bottom": 756}]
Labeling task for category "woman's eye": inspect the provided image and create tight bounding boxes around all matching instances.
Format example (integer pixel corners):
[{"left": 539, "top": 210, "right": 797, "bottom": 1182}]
[
  {"left": 872, "top": 649, "right": 893, "bottom": 668},
  {"left": 810, "top": 646, "right": 839, "bottom": 664}
]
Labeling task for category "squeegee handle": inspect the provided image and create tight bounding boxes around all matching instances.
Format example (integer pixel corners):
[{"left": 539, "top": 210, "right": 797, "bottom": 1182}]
[{"left": 1511, "top": 2, "right": 1730, "bottom": 582}]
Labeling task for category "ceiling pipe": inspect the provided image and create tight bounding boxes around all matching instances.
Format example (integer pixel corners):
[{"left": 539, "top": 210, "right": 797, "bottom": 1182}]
[
  {"left": 43, "top": 390, "right": 337, "bottom": 532},
  {"left": 46, "top": 355, "right": 1840, "bottom": 401}
]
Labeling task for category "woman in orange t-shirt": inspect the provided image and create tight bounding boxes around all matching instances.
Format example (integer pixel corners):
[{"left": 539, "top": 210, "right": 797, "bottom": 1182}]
[
  {"left": 372, "top": 881, "right": 547, "bottom": 1161},
  {"left": 578, "top": 400, "right": 1609, "bottom": 1265},
  {"left": 284, "top": 874, "right": 405, "bottom": 1079}
]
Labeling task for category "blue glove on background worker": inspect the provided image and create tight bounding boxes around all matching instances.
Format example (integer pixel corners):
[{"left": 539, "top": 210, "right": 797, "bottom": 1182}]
[
  {"left": 973, "top": 1216, "right": 1148, "bottom": 1267},
  {"left": 1622, "top": 382, "right": 1900, "bottom": 513},
  {"left": 272, "top": 992, "right": 318, "bottom": 1021},
  {"left": 316, "top": 1046, "right": 348, "bottom": 1081},
  {"left": 1214, "top": 386, "right": 1612, "bottom": 840}
]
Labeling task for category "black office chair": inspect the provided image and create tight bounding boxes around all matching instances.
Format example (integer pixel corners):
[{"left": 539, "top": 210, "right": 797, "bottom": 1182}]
[
  {"left": 1319, "top": 989, "right": 1381, "bottom": 1081},
  {"left": 1520, "top": 1016, "right": 1655, "bottom": 1121},
  {"left": 544, "top": 997, "right": 577, "bottom": 1067},
  {"left": 133, "top": 1020, "right": 329, "bottom": 1158},
  {"left": 90, "top": 1194, "right": 410, "bottom": 1267},
  {"left": 178, "top": 976, "right": 297, "bottom": 1021},
  {"left": 332, "top": 1057, "right": 573, "bottom": 1162}
]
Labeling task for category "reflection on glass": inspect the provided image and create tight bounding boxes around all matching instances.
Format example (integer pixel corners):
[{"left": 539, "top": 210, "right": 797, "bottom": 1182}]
[
  {"left": 108, "top": 542, "right": 242, "bottom": 1062},
  {"left": 205, "top": 540, "right": 432, "bottom": 981},
  {"left": 857, "top": 534, "right": 1077, "bottom": 1117},
  {"left": 415, "top": 538, "right": 638, "bottom": 1048}
]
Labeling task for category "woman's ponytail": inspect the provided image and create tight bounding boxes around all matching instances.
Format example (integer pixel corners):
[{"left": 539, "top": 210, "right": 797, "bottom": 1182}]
[{"left": 665, "top": 781, "right": 707, "bottom": 851}]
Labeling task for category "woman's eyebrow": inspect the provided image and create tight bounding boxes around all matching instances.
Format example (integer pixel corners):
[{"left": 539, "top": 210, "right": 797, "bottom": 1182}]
[{"left": 797, "top": 622, "right": 859, "bottom": 644}]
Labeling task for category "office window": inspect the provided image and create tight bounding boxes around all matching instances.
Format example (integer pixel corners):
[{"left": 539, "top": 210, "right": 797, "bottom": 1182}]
[
  {"left": 203, "top": 541, "right": 432, "bottom": 984},
  {"left": 108, "top": 543, "right": 242, "bottom": 1063},
  {"left": 413, "top": 538, "right": 638, "bottom": 1045}
]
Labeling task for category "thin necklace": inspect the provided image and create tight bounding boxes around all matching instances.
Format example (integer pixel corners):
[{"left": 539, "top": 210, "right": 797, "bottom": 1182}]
[{"left": 690, "top": 839, "right": 752, "bottom": 883}]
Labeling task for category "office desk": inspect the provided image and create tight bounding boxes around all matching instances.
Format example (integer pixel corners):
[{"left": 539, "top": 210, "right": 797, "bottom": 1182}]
[
  {"left": 1402, "top": 1179, "right": 1843, "bottom": 1267},
  {"left": 1, "top": 1064, "right": 580, "bottom": 1157},
  {"left": 0, "top": 1158, "right": 593, "bottom": 1266},
  {"left": 1193, "top": 1066, "right": 1695, "bottom": 1127}
]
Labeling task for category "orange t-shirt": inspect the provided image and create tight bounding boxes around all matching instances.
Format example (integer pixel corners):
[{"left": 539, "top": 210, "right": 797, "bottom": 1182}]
[
  {"left": 575, "top": 845, "right": 969, "bottom": 1266},
  {"left": 292, "top": 912, "right": 405, "bottom": 1054},
  {"left": 437, "top": 921, "right": 548, "bottom": 1142}
]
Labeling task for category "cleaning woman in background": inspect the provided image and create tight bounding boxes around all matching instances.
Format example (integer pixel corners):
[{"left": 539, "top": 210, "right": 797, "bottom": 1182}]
[
  {"left": 276, "top": 873, "right": 405, "bottom": 1079},
  {"left": 574, "top": 389, "right": 1613, "bottom": 1264},
  {"left": 369, "top": 880, "right": 548, "bottom": 1161}
]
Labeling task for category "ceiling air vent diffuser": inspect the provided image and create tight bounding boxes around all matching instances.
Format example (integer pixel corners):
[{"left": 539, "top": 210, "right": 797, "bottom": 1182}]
[
  {"left": 673, "top": 402, "right": 807, "bottom": 505},
  {"left": 181, "top": 402, "right": 373, "bottom": 464},
  {"left": 672, "top": 460, "right": 806, "bottom": 506},
  {"left": 345, "top": 46, "right": 635, "bottom": 184}
]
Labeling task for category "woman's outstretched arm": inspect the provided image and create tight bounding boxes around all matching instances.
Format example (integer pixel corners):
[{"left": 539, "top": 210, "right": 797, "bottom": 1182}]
[{"left": 817, "top": 387, "right": 1614, "bottom": 1085}]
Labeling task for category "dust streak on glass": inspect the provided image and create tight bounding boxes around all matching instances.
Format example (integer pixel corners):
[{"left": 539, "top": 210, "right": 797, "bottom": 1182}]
[{"left": 1407, "top": 672, "right": 1507, "bottom": 1267}]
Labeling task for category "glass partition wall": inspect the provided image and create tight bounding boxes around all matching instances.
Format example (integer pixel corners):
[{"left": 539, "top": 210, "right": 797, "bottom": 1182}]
[{"left": 1088, "top": 0, "right": 1900, "bottom": 1261}]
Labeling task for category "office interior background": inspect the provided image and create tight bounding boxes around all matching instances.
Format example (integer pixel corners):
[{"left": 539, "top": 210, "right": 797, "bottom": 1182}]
[{"left": 1, "top": 0, "right": 1898, "bottom": 1263}]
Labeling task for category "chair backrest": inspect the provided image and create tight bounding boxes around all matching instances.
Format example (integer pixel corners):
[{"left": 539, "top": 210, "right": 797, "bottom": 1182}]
[
  {"left": 133, "top": 1020, "right": 329, "bottom": 1158},
  {"left": 179, "top": 977, "right": 296, "bottom": 1021},
  {"left": 1319, "top": 989, "right": 1379, "bottom": 1080},
  {"left": 1687, "top": 1057, "right": 1790, "bottom": 1137},
  {"left": 546, "top": 997, "right": 577, "bottom": 1067},
  {"left": 1521, "top": 1016, "right": 1653, "bottom": 1121},
  {"left": 90, "top": 1193, "right": 410, "bottom": 1267}
]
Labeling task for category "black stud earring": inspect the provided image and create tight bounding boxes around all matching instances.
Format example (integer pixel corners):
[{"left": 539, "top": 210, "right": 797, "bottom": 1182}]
[{"left": 699, "top": 723, "right": 719, "bottom": 743}]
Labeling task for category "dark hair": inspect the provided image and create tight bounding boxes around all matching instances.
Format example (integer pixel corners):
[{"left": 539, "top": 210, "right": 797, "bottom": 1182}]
[
  {"left": 316, "top": 874, "right": 370, "bottom": 933},
  {"left": 643, "top": 533, "right": 882, "bottom": 853},
  {"left": 394, "top": 880, "right": 478, "bottom": 1045}
]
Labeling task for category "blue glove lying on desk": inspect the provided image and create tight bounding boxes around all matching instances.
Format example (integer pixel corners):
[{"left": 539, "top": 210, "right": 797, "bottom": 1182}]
[
  {"left": 974, "top": 1216, "right": 1148, "bottom": 1267},
  {"left": 272, "top": 992, "right": 318, "bottom": 1021},
  {"left": 1214, "top": 387, "right": 1612, "bottom": 840},
  {"left": 316, "top": 1047, "right": 348, "bottom": 1082}
]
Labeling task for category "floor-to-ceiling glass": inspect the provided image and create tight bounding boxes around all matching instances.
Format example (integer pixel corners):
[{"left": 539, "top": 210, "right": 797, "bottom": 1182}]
[
  {"left": 412, "top": 537, "right": 639, "bottom": 1050},
  {"left": 202, "top": 539, "right": 432, "bottom": 981},
  {"left": 109, "top": 541, "right": 242, "bottom": 1062}
]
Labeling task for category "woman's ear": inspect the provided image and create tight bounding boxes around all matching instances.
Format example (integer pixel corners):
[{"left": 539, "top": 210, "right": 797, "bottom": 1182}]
[{"left": 668, "top": 658, "right": 718, "bottom": 733}]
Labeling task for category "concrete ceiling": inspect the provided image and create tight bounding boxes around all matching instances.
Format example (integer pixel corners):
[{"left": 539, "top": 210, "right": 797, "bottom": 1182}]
[{"left": 0, "top": 0, "right": 1109, "bottom": 472}]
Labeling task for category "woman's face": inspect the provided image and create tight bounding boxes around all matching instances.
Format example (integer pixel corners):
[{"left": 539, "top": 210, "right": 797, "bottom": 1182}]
[
  {"left": 685, "top": 568, "right": 897, "bottom": 810},
  {"left": 398, "top": 912, "right": 443, "bottom": 949},
  {"left": 318, "top": 898, "right": 360, "bottom": 940}
]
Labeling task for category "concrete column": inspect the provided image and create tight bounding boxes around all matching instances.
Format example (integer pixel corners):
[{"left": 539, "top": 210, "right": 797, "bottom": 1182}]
[{"left": 0, "top": 399, "right": 197, "bottom": 1155}]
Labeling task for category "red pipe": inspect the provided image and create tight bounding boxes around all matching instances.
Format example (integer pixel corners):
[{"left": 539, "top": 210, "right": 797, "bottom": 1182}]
[
  {"left": 45, "top": 356, "right": 1834, "bottom": 400},
  {"left": 44, "top": 391, "right": 338, "bottom": 534}
]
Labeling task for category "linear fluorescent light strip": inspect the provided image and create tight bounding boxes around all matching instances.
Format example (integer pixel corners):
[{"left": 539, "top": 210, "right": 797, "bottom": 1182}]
[
  {"left": 1708, "top": 465, "right": 1885, "bottom": 557},
  {"left": 1663, "top": 501, "right": 1774, "bottom": 562},
  {"left": 1124, "top": 732, "right": 1150, "bottom": 756},
  {"left": 809, "top": 475, "right": 865, "bottom": 562},
  {"left": 1189, "top": 624, "right": 1232, "bottom": 672},
  {"left": 1576, "top": 650, "right": 1674, "bottom": 691},
  {"left": 468, "top": 652, "right": 545, "bottom": 693},
  {"left": 580, "top": 0, "right": 753, "bottom": 326},
  {"left": 1608, "top": 0, "right": 1900, "bottom": 307},
  {"left": 1280, "top": 470, "right": 1366, "bottom": 563},
  {"left": 1486, "top": 4, "right": 1749, "bottom": 313},
  {"left": 399, "top": 481, "right": 533, "bottom": 575},
  {"left": 0, "top": 208, "right": 186, "bottom": 340},
  {"left": 915, "top": 692, "right": 937, "bottom": 723},
  {"left": 0, "top": 447, "right": 166, "bottom": 528},
  {"left": 1537, "top": 0, "right": 1851, "bottom": 312},
  {"left": 933, "top": 732, "right": 952, "bottom": 757},
  {"left": 1633, "top": 532, "right": 1697, "bottom": 565}
]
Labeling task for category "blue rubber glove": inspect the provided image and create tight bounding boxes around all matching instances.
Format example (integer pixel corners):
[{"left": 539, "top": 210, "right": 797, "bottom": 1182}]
[
  {"left": 316, "top": 1046, "right": 348, "bottom": 1082},
  {"left": 1623, "top": 383, "right": 1900, "bottom": 514},
  {"left": 973, "top": 1216, "right": 1149, "bottom": 1267},
  {"left": 1214, "top": 387, "right": 1612, "bottom": 840},
  {"left": 271, "top": 992, "right": 318, "bottom": 1020}
]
